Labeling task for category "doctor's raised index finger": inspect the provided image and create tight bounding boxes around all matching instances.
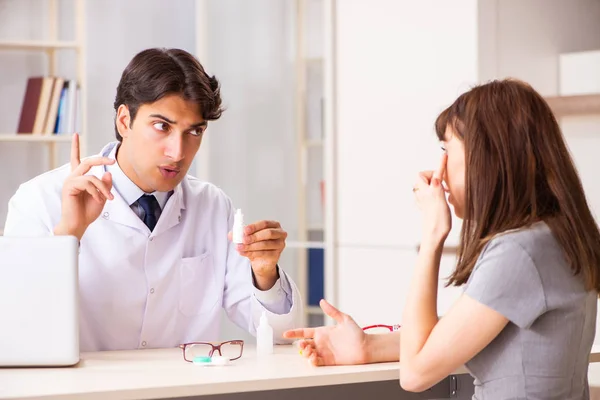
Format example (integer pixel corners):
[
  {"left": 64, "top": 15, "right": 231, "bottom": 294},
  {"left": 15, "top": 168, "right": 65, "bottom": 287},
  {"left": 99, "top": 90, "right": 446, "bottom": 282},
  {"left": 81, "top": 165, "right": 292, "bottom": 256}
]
[{"left": 70, "top": 133, "right": 81, "bottom": 171}]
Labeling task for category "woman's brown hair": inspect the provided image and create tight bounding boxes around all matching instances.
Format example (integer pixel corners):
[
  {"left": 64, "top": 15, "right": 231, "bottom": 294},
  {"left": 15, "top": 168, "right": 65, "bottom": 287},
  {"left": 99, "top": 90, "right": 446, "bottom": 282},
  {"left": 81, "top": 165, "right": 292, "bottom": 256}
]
[{"left": 435, "top": 78, "right": 600, "bottom": 291}]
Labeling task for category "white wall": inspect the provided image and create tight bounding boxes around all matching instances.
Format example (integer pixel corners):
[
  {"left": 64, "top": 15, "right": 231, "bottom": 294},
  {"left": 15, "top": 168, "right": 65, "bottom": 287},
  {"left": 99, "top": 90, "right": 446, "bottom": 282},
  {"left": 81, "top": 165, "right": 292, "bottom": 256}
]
[
  {"left": 331, "top": 0, "right": 479, "bottom": 326},
  {"left": 199, "top": 0, "right": 300, "bottom": 341},
  {"left": 201, "top": 0, "right": 298, "bottom": 241}
]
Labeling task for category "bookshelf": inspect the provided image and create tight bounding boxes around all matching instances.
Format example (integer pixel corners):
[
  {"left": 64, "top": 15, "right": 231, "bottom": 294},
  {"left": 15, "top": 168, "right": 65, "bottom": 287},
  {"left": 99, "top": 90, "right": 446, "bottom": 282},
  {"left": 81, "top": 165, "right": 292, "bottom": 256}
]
[{"left": 0, "top": 0, "right": 87, "bottom": 170}]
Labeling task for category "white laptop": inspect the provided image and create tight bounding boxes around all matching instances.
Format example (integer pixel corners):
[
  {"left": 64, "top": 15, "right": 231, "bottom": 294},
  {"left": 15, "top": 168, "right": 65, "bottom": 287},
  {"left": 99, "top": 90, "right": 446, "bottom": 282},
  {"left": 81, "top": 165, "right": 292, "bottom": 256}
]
[{"left": 0, "top": 235, "right": 80, "bottom": 366}]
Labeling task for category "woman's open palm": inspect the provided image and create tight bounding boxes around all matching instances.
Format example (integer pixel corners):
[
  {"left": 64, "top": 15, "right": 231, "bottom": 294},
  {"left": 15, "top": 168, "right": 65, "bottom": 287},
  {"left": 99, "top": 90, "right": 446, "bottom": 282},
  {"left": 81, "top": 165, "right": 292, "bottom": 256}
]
[{"left": 283, "top": 300, "right": 369, "bottom": 366}]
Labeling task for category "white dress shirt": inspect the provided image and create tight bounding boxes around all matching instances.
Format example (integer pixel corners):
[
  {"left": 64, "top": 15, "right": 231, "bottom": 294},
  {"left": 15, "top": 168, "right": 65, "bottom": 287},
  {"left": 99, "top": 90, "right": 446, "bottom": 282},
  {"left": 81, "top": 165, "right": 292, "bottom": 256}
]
[{"left": 105, "top": 143, "right": 293, "bottom": 313}]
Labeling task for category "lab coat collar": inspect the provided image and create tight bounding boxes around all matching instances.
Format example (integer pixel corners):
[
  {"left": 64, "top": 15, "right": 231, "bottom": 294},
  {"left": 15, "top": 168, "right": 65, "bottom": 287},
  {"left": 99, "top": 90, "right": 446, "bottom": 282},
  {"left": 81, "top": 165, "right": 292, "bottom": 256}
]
[
  {"left": 90, "top": 142, "right": 187, "bottom": 236},
  {"left": 105, "top": 143, "right": 171, "bottom": 210}
]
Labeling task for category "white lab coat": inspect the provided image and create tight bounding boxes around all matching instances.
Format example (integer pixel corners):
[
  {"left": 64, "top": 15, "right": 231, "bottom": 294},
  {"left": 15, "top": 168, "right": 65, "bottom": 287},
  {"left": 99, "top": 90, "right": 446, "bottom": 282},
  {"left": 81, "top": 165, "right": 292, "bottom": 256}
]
[{"left": 4, "top": 142, "right": 303, "bottom": 352}]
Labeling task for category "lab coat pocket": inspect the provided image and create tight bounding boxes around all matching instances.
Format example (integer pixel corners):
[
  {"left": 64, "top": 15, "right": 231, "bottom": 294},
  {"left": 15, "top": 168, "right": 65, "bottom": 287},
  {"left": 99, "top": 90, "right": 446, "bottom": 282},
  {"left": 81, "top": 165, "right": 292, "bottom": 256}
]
[{"left": 178, "top": 253, "right": 219, "bottom": 316}]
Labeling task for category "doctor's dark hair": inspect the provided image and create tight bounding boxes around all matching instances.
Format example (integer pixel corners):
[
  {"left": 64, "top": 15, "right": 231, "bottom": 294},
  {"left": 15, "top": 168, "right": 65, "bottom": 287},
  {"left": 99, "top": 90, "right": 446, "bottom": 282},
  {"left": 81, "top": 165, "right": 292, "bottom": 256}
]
[
  {"left": 435, "top": 78, "right": 600, "bottom": 291},
  {"left": 113, "top": 48, "right": 223, "bottom": 141}
]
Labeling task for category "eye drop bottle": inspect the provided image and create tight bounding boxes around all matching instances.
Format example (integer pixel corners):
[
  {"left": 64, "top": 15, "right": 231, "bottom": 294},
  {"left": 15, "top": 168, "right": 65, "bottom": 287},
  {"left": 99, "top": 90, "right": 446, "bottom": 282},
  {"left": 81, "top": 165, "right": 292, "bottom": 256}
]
[{"left": 257, "top": 310, "right": 274, "bottom": 356}]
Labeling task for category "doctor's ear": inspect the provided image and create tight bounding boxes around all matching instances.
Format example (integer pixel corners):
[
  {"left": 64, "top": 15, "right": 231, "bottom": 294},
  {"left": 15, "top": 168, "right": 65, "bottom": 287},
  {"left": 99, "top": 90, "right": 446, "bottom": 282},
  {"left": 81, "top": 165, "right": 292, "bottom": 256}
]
[{"left": 116, "top": 104, "right": 132, "bottom": 139}]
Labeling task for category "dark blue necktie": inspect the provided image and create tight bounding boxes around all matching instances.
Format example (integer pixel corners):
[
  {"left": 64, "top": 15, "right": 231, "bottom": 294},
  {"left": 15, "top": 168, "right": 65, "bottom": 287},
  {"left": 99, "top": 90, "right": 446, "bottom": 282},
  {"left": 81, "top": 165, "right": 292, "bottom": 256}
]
[{"left": 137, "top": 194, "right": 160, "bottom": 231}]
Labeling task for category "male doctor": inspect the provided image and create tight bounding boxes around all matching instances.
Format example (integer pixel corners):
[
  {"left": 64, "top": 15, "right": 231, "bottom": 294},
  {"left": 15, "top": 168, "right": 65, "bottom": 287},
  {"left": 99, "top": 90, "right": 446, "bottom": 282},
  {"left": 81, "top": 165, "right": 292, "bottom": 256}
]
[{"left": 3, "top": 48, "right": 303, "bottom": 352}]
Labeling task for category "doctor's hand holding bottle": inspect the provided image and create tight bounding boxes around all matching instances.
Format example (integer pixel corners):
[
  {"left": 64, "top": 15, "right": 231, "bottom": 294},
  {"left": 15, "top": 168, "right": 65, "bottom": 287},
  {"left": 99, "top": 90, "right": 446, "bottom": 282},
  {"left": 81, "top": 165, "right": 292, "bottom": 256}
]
[
  {"left": 53, "top": 133, "right": 116, "bottom": 241},
  {"left": 229, "top": 219, "right": 288, "bottom": 291}
]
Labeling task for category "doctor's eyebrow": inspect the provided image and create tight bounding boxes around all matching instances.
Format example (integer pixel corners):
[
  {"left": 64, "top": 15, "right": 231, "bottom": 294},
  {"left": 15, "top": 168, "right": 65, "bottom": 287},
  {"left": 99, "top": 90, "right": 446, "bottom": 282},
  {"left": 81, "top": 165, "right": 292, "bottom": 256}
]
[{"left": 148, "top": 114, "right": 207, "bottom": 129}]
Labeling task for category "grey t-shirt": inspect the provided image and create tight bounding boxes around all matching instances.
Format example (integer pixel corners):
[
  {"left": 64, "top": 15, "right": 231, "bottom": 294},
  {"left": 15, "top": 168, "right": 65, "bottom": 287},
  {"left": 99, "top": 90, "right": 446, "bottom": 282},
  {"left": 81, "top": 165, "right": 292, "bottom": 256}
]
[{"left": 464, "top": 222, "right": 597, "bottom": 400}]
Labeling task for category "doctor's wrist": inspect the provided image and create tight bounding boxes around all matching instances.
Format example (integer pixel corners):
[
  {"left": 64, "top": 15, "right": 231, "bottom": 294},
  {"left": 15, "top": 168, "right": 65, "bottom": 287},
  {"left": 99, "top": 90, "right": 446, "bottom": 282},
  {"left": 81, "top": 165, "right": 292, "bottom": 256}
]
[
  {"left": 54, "top": 221, "right": 85, "bottom": 242},
  {"left": 252, "top": 266, "right": 279, "bottom": 291}
]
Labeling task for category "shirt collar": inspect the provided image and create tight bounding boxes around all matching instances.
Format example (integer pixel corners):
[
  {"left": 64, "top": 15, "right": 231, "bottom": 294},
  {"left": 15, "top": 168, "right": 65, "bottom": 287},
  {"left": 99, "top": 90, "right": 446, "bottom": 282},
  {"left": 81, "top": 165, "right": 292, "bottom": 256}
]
[{"left": 105, "top": 143, "right": 171, "bottom": 210}]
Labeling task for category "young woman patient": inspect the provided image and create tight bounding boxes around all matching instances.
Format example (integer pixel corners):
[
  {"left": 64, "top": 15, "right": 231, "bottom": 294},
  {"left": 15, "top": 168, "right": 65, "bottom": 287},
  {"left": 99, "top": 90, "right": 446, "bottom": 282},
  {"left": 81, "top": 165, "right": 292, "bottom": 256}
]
[{"left": 284, "top": 79, "right": 600, "bottom": 399}]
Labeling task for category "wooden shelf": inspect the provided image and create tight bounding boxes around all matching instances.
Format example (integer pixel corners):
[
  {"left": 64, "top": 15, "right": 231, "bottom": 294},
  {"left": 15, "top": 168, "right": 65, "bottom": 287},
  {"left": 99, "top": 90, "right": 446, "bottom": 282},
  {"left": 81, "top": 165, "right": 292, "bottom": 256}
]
[
  {"left": 306, "top": 57, "right": 323, "bottom": 64},
  {"left": 416, "top": 244, "right": 459, "bottom": 255},
  {"left": 307, "top": 306, "right": 323, "bottom": 315},
  {"left": 307, "top": 224, "right": 324, "bottom": 231},
  {"left": 305, "top": 138, "right": 323, "bottom": 148},
  {"left": 286, "top": 241, "right": 326, "bottom": 249},
  {"left": 545, "top": 94, "right": 600, "bottom": 117},
  {"left": 0, "top": 40, "right": 79, "bottom": 51},
  {"left": 0, "top": 134, "right": 72, "bottom": 143}
]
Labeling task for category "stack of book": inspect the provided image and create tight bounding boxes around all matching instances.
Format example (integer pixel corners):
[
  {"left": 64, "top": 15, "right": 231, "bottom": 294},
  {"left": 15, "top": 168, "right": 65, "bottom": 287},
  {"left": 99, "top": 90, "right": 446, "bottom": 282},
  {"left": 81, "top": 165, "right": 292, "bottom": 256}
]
[{"left": 16, "top": 76, "right": 80, "bottom": 135}]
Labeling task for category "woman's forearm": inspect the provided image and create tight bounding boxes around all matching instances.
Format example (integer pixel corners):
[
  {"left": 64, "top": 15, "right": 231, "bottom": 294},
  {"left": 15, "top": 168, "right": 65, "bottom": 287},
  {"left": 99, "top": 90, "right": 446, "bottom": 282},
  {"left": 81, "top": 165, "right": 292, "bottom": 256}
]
[
  {"left": 400, "top": 243, "right": 443, "bottom": 363},
  {"left": 366, "top": 331, "right": 401, "bottom": 363}
]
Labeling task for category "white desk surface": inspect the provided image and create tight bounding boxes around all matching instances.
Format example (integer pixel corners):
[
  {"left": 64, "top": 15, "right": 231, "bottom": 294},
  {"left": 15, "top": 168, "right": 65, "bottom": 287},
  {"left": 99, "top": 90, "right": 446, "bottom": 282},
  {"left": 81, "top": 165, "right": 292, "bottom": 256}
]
[
  {"left": 1, "top": 344, "right": 599, "bottom": 400},
  {"left": 0, "top": 344, "right": 420, "bottom": 400}
]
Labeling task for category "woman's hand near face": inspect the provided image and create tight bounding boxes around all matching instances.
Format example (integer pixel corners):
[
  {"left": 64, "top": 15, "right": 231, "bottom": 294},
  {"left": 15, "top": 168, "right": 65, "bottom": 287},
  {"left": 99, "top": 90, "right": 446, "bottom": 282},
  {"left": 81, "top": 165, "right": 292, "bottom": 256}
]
[{"left": 413, "top": 153, "right": 452, "bottom": 247}]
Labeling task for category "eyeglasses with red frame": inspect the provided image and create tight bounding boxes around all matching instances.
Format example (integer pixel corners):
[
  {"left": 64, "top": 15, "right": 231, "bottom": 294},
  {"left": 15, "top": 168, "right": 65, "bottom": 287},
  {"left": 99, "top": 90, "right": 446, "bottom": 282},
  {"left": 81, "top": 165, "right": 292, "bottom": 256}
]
[
  {"left": 362, "top": 324, "right": 401, "bottom": 334},
  {"left": 179, "top": 340, "right": 245, "bottom": 362}
]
